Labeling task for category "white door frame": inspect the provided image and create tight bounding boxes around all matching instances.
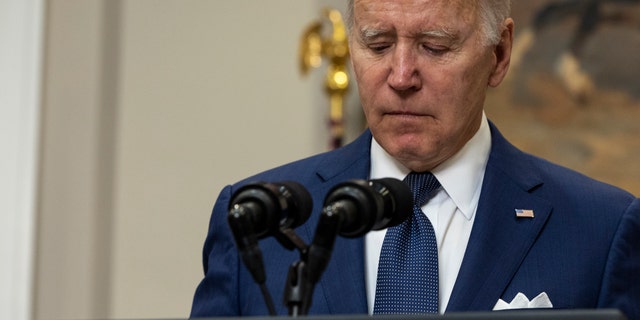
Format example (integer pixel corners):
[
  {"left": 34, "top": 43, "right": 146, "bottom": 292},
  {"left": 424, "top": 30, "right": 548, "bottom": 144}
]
[{"left": 0, "top": 0, "right": 44, "bottom": 319}]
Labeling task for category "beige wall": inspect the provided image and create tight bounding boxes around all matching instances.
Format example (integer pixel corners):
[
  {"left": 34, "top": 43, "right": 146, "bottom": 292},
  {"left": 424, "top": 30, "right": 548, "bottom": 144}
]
[
  {"left": 37, "top": 1, "right": 113, "bottom": 318},
  {"left": 110, "top": 1, "right": 319, "bottom": 318},
  {"left": 35, "top": 1, "right": 355, "bottom": 319}
]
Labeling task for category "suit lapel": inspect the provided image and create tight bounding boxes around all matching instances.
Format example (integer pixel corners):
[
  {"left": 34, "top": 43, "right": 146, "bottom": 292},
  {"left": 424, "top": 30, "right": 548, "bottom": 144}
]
[{"left": 446, "top": 123, "right": 553, "bottom": 312}]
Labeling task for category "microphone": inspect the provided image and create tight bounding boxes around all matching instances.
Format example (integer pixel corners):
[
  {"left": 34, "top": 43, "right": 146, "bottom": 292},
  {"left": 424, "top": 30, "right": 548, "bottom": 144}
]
[
  {"left": 228, "top": 181, "right": 312, "bottom": 316},
  {"left": 304, "top": 178, "right": 412, "bottom": 293},
  {"left": 321, "top": 177, "right": 412, "bottom": 237},
  {"left": 227, "top": 181, "right": 312, "bottom": 284}
]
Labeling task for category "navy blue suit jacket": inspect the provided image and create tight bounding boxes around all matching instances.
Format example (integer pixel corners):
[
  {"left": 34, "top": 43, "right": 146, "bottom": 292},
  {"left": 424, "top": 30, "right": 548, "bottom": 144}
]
[{"left": 191, "top": 123, "right": 640, "bottom": 318}]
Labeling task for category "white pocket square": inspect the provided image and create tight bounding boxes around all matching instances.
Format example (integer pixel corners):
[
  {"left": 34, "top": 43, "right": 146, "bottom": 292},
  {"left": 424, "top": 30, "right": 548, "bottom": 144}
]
[{"left": 493, "top": 292, "right": 553, "bottom": 310}]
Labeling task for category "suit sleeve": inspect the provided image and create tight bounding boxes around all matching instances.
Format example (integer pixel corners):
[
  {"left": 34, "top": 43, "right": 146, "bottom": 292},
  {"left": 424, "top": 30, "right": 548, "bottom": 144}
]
[
  {"left": 597, "top": 197, "right": 640, "bottom": 319},
  {"left": 190, "top": 185, "right": 240, "bottom": 317}
]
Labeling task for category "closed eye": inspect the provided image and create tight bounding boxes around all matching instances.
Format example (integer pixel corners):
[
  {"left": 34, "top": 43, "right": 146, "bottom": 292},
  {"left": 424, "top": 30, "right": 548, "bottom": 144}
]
[
  {"left": 422, "top": 44, "right": 449, "bottom": 56},
  {"left": 369, "top": 43, "right": 392, "bottom": 54}
]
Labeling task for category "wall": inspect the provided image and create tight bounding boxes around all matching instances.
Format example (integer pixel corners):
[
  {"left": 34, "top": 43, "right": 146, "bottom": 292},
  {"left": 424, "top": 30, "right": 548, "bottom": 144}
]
[
  {"left": 110, "top": 1, "right": 318, "bottom": 318},
  {"left": 36, "top": 1, "right": 116, "bottom": 318},
  {"left": 35, "top": 1, "right": 329, "bottom": 319}
]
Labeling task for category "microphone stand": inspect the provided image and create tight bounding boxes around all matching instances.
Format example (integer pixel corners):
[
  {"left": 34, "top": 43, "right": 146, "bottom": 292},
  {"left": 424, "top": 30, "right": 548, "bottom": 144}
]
[
  {"left": 284, "top": 203, "right": 344, "bottom": 316},
  {"left": 280, "top": 226, "right": 313, "bottom": 317},
  {"left": 230, "top": 203, "right": 340, "bottom": 317}
]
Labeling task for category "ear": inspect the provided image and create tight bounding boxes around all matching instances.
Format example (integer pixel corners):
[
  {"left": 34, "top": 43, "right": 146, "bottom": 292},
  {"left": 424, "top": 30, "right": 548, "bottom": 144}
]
[{"left": 488, "top": 18, "right": 514, "bottom": 87}]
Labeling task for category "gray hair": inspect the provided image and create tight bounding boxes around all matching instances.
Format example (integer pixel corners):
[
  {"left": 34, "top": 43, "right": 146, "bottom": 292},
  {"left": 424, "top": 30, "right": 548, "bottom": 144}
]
[
  {"left": 346, "top": 0, "right": 511, "bottom": 46},
  {"left": 478, "top": 0, "right": 512, "bottom": 45}
]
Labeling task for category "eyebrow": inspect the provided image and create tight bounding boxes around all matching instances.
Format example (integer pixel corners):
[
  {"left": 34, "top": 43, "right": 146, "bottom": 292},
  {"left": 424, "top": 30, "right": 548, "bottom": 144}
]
[
  {"left": 359, "top": 27, "right": 459, "bottom": 43},
  {"left": 359, "top": 28, "right": 391, "bottom": 42},
  {"left": 420, "top": 28, "right": 458, "bottom": 41}
]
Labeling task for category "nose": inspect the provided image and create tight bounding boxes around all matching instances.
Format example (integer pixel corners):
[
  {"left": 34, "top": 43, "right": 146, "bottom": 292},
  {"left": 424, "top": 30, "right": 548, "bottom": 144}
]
[{"left": 387, "top": 45, "right": 421, "bottom": 92}]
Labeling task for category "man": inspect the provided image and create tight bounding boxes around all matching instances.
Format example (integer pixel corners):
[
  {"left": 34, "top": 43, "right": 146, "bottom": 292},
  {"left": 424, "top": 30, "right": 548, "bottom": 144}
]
[{"left": 191, "top": 0, "right": 640, "bottom": 318}]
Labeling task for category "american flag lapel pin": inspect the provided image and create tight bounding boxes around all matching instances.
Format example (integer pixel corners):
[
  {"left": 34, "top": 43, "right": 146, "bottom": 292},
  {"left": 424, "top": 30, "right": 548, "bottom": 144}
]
[{"left": 515, "top": 209, "right": 535, "bottom": 218}]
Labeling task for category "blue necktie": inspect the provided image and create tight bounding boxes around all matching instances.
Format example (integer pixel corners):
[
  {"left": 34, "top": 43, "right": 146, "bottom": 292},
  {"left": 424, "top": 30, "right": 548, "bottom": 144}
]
[{"left": 374, "top": 172, "right": 441, "bottom": 314}]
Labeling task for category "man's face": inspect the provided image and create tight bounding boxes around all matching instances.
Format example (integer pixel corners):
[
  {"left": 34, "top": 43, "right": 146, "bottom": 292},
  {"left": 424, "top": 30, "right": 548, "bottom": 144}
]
[{"left": 350, "top": 0, "right": 511, "bottom": 172}]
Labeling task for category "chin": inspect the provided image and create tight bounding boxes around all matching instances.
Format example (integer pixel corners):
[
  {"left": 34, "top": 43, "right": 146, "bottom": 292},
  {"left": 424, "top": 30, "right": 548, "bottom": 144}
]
[{"left": 388, "top": 141, "right": 432, "bottom": 161}]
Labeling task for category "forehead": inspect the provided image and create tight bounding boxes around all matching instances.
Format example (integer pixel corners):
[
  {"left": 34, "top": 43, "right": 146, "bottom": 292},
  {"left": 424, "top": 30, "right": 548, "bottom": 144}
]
[{"left": 353, "top": 0, "right": 479, "bottom": 33}]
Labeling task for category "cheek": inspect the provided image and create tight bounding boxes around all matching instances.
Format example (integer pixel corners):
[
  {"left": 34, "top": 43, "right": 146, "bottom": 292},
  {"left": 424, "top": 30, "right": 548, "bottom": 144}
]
[
  {"left": 444, "top": 61, "right": 490, "bottom": 106},
  {"left": 354, "top": 60, "right": 385, "bottom": 89},
  {"left": 459, "top": 69, "right": 490, "bottom": 114},
  {"left": 353, "top": 62, "right": 386, "bottom": 112}
]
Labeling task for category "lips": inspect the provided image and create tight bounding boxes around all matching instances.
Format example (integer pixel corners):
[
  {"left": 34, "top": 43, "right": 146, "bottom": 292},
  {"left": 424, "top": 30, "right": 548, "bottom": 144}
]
[{"left": 385, "top": 111, "right": 426, "bottom": 117}]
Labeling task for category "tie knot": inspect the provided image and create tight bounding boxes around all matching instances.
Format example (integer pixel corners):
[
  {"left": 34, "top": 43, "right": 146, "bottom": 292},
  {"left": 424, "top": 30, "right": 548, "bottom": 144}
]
[{"left": 404, "top": 172, "right": 440, "bottom": 207}]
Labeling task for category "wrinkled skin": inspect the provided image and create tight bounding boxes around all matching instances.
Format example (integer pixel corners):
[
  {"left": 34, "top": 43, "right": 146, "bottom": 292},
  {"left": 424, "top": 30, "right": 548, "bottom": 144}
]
[{"left": 349, "top": 0, "right": 514, "bottom": 172}]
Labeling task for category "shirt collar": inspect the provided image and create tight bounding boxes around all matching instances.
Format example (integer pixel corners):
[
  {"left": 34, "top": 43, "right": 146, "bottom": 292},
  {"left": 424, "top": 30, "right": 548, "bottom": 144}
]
[{"left": 370, "top": 113, "right": 492, "bottom": 220}]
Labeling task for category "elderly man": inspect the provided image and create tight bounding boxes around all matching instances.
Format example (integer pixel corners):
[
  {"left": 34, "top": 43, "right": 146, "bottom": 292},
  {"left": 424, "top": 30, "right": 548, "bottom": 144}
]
[{"left": 190, "top": 0, "right": 640, "bottom": 318}]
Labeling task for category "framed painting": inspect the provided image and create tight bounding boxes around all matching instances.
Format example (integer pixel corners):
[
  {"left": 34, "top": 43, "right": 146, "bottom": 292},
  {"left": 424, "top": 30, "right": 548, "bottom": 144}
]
[{"left": 487, "top": 0, "right": 640, "bottom": 195}]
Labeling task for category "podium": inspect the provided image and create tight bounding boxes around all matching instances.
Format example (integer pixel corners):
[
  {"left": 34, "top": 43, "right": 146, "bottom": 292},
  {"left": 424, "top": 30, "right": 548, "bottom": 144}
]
[{"left": 192, "top": 309, "right": 626, "bottom": 320}]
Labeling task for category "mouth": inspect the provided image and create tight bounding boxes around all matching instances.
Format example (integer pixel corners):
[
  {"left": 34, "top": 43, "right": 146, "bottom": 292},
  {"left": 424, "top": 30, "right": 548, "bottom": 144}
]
[{"left": 385, "top": 111, "right": 427, "bottom": 118}]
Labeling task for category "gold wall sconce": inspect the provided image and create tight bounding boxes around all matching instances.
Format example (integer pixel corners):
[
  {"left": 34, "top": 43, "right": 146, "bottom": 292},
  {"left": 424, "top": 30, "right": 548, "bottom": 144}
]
[{"left": 299, "top": 8, "right": 350, "bottom": 149}]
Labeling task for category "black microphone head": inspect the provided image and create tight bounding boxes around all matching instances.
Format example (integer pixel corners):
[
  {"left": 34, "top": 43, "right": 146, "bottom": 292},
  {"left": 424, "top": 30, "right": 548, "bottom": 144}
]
[
  {"left": 228, "top": 182, "right": 280, "bottom": 239},
  {"left": 228, "top": 180, "right": 313, "bottom": 239},
  {"left": 323, "top": 180, "right": 381, "bottom": 238},
  {"left": 275, "top": 181, "right": 313, "bottom": 229},
  {"left": 369, "top": 178, "right": 413, "bottom": 230}
]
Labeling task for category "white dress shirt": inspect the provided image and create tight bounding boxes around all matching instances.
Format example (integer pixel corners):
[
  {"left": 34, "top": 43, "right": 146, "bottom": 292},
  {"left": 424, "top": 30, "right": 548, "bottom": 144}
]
[{"left": 365, "top": 113, "right": 492, "bottom": 314}]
